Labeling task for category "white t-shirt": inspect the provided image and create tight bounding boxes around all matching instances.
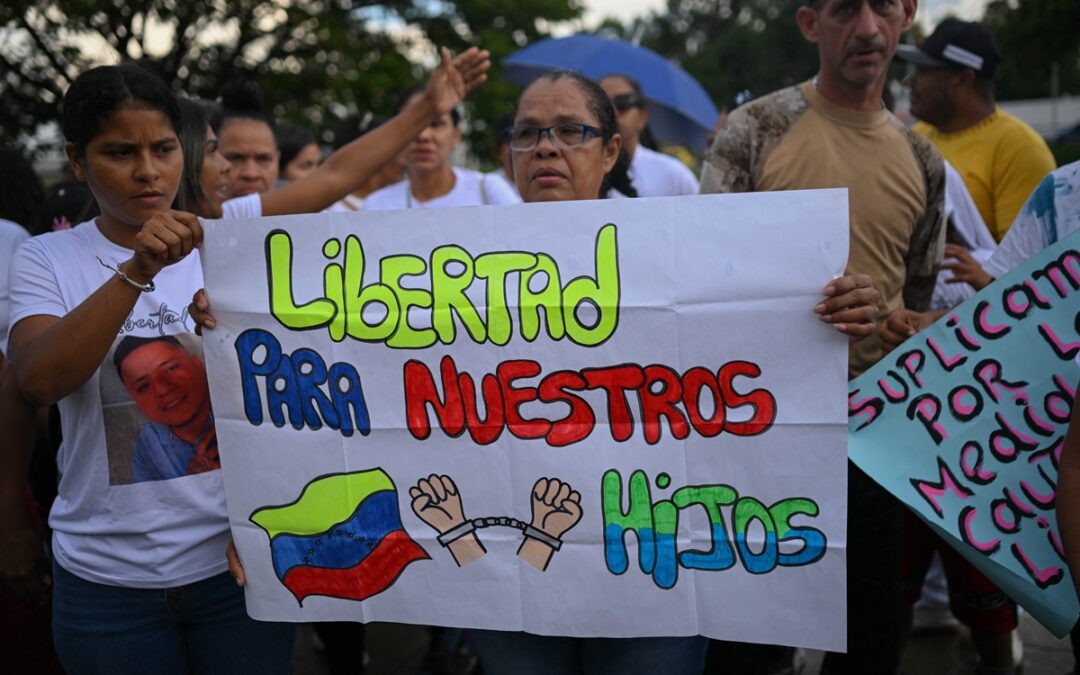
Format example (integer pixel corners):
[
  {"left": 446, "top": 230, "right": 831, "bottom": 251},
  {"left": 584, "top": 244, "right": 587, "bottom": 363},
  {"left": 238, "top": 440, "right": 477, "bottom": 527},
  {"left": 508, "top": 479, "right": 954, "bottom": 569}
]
[
  {"left": 221, "top": 193, "right": 263, "bottom": 220},
  {"left": 0, "top": 218, "right": 30, "bottom": 352},
  {"left": 8, "top": 221, "right": 229, "bottom": 588},
  {"left": 364, "top": 166, "right": 521, "bottom": 211},
  {"left": 609, "top": 146, "right": 699, "bottom": 199},
  {"left": 324, "top": 194, "right": 365, "bottom": 213},
  {"left": 985, "top": 161, "right": 1080, "bottom": 279},
  {"left": 931, "top": 162, "right": 997, "bottom": 310},
  {"left": 486, "top": 169, "right": 520, "bottom": 200}
]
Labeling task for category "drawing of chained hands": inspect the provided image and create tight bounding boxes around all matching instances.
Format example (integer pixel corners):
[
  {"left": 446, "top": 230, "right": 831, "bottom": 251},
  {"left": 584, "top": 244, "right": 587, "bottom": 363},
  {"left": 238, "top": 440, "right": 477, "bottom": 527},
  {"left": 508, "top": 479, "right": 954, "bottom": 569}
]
[
  {"left": 518, "top": 477, "right": 582, "bottom": 571},
  {"left": 410, "top": 474, "right": 582, "bottom": 571},
  {"left": 410, "top": 474, "right": 487, "bottom": 567}
]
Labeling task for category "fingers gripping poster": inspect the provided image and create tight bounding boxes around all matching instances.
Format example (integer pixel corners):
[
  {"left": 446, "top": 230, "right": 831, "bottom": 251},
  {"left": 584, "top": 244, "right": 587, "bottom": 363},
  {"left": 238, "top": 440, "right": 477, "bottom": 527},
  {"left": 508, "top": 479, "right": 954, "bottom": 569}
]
[
  {"left": 201, "top": 191, "right": 849, "bottom": 650},
  {"left": 848, "top": 229, "right": 1080, "bottom": 637}
]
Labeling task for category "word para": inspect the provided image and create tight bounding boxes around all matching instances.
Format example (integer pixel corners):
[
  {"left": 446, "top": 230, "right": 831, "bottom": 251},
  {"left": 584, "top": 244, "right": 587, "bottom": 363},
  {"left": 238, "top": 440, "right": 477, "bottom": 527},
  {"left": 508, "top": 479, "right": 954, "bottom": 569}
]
[
  {"left": 602, "top": 470, "right": 826, "bottom": 589},
  {"left": 405, "top": 355, "right": 777, "bottom": 447},
  {"left": 266, "top": 224, "right": 620, "bottom": 348},
  {"left": 235, "top": 329, "right": 370, "bottom": 437}
]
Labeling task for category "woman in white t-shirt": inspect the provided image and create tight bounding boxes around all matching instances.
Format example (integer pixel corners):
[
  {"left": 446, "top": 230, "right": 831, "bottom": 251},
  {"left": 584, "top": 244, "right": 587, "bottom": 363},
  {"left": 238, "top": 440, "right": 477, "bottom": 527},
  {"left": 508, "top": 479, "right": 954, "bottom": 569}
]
[
  {"left": 7, "top": 52, "right": 494, "bottom": 675},
  {"left": 364, "top": 84, "right": 521, "bottom": 211},
  {"left": 6, "top": 64, "right": 296, "bottom": 675}
]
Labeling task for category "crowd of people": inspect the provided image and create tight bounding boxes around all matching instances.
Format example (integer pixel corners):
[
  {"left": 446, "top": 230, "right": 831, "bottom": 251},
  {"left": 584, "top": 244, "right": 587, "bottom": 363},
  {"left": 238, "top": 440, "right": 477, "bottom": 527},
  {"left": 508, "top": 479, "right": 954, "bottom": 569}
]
[{"left": 0, "top": 0, "right": 1077, "bottom": 674}]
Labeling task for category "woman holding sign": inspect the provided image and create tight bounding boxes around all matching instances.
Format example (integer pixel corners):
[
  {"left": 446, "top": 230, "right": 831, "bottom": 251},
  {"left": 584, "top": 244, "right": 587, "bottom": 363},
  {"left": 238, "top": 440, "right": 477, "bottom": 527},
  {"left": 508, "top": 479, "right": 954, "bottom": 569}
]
[
  {"left": 4, "top": 50, "right": 489, "bottom": 675},
  {"left": 460, "top": 70, "right": 883, "bottom": 674},
  {"left": 192, "top": 69, "right": 882, "bottom": 675}
]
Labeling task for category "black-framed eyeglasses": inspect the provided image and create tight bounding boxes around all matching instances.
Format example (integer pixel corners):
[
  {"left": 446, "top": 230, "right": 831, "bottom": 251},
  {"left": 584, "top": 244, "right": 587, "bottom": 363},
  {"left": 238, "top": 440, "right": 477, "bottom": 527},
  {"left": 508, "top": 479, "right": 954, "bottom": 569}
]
[
  {"left": 506, "top": 124, "right": 604, "bottom": 151},
  {"left": 611, "top": 93, "right": 643, "bottom": 113}
]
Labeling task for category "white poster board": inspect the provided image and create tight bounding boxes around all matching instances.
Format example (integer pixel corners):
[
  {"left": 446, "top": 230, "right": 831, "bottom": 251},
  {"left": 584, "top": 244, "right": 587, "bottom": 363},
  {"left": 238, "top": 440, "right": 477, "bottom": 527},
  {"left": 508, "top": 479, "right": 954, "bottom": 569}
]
[{"left": 201, "top": 191, "right": 850, "bottom": 651}]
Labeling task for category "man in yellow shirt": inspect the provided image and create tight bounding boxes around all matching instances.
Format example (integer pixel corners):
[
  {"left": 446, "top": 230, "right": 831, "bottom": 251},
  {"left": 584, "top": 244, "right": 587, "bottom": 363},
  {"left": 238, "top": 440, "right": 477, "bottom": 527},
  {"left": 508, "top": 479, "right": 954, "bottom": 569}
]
[{"left": 900, "top": 18, "right": 1055, "bottom": 241}]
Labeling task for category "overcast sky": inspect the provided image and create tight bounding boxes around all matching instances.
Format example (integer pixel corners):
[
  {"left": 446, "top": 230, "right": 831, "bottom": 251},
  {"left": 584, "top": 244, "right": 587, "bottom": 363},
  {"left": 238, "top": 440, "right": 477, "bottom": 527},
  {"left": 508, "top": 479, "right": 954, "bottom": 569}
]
[{"left": 580, "top": 0, "right": 990, "bottom": 28}]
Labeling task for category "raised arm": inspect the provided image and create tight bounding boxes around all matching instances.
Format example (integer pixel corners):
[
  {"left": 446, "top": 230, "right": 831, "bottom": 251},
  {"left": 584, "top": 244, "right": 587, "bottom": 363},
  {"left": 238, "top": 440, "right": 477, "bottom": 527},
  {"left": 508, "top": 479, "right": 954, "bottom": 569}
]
[{"left": 260, "top": 47, "right": 491, "bottom": 217}]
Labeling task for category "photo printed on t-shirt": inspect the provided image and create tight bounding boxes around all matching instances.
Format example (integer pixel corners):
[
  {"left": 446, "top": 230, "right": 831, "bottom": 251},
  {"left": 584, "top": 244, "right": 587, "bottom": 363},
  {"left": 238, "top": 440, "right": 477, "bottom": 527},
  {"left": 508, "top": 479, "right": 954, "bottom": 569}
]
[{"left": 100, "top": 332, "right": 219, "bottom": 485}]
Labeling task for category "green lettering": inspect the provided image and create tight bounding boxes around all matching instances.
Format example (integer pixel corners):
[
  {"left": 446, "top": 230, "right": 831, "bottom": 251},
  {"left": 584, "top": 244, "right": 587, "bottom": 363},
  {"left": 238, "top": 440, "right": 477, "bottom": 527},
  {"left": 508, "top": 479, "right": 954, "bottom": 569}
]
[
  {"left": 382, "top": 254, "right": 435, "bottom": 348},
  {"left": 430, "top": 245, "right": 486, "bottom": 344},
  {"left": 267, "top": 231, "right": 335, "bottom": 330},
  {"left": 519, "top": 254, "right": 565, "bottom": 342},
  {"left": 475, "top": 252, "right": 536, "bottom": 346},
  {"left": 563, "top": 223, "right": 619, "bottom": 346},
  {"left": 342, "top": 236, "right": 398, "bottom": 342}
]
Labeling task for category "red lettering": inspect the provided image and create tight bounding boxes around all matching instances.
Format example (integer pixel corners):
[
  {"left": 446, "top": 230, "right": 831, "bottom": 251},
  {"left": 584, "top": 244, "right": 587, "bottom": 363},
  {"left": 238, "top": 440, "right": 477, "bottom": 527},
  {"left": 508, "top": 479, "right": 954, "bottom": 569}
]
[
  {"left": 498, "top": 360, "right": 551, "bottom": 440},
  {"left": 538, "top": 370, "right": 595, "bottom": 447},
  {"left": 639, "top": 365, "right": 690, "bottom": 445},
  {"left": 717, "top": 361, "right": 776, "bottom": 436},
  {"left": 583, "top": 365, "right": 644, "bottom": 442}
]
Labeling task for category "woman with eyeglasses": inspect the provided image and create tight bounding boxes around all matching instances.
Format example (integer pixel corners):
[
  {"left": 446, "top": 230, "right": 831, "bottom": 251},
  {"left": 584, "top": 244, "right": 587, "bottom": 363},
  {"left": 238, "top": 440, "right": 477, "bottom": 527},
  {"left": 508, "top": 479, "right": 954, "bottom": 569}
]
[
  {"left": 599, "top": 74, "right": 700, "bottom": 199},
  {"left": 467, "top": 70, "right": 881, "bottom": 675}
]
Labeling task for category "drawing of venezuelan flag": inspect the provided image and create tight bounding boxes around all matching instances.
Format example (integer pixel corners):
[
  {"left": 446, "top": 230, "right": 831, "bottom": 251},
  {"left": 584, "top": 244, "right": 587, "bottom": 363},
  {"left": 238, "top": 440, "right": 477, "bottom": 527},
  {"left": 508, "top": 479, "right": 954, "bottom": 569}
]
[{"left": 251, "top": 469, "right": 429, "bottom": 604}]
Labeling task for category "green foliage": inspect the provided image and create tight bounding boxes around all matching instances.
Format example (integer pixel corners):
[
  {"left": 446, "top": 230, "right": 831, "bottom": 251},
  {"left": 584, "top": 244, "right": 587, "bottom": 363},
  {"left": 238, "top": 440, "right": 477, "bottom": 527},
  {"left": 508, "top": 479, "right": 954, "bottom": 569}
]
[
  {"left": 0, "top": 0, "right": 580, "bottom": 160},
  {"left": 983, "top": 0, "right": 1080, "bottom": 100},
  {"left": 634, "top": 0, "right": 816, "bottom": 112}
]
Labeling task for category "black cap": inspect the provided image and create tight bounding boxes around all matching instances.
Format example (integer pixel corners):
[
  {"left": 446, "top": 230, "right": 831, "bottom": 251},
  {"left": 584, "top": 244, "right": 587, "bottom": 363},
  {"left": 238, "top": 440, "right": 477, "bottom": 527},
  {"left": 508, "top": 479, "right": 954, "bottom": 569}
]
[{"left": 895, "top": 18, "right": 1002, "bottom": 78}]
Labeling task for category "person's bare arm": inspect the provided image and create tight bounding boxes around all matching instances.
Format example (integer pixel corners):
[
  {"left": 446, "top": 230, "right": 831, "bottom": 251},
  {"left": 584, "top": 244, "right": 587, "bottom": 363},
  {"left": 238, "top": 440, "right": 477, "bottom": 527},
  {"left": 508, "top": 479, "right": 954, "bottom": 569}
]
[
  {"left": 11, "top": 211, "right": 203, "bottom": 405},
  {"left": 0, "top": 356, "right": 49, "bottom": 602},
  {"left": 260, "top": 47, "right": 490, "bottom": 217},
  {"left": 1056, "top": 395, "right": 1080, "bottom": 600}
]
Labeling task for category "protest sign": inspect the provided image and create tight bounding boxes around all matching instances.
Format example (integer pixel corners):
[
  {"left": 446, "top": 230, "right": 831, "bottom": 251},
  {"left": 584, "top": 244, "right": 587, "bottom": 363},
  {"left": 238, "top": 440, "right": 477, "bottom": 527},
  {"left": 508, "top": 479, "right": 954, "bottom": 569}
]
[
  {"left": 848, "top": 229, "right": 1080, "bottom": 636},
  {"left": 201, "top": 191, "right": 850, "bottom": 650}
]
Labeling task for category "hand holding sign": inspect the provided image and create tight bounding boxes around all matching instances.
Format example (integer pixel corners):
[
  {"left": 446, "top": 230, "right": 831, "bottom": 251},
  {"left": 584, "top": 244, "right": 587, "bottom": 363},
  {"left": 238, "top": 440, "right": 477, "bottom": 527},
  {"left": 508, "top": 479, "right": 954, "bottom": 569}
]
[{"left": 816, "top": 273, "right": 880, "bottom": 343}]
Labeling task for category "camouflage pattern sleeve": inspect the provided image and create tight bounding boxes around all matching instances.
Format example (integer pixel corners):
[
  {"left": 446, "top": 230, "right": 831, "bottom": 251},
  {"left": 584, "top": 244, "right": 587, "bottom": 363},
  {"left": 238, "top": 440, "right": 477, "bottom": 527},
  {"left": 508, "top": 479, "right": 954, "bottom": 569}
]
[
  {"left": 700, "top": 107, "right": 757, "bottom": 194},
  {"left": 898, "top": 124, "right": 947, "bottom": 312},
  {"left": 700, "top": 85, "right": 809, "bottom": 195}
]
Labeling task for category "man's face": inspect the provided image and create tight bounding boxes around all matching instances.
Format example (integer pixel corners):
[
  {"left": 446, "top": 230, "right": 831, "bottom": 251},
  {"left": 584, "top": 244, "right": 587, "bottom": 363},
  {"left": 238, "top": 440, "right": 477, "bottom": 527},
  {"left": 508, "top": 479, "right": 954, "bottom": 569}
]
[
  {"left": 217, "top": 118, "right": 279, "bottom": 197},
  {"left": 906, "top": 65, "right": 959, "bottom": 127},
  {"left": 803, "top": 0, "right": 916, "bottom": 91},
  {"left": 120, "top": 341, "right": 210, "bottom": 428}
]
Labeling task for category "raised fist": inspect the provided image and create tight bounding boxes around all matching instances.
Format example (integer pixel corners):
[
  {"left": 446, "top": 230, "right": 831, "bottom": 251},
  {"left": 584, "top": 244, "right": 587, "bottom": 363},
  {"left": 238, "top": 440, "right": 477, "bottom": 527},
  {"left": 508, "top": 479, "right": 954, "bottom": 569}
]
[
  {"left": 529, "top": 477, "right": 583, "bottom": 539},
  {"left": 410, "top": 474, "right": 467, "bottom": 535}
]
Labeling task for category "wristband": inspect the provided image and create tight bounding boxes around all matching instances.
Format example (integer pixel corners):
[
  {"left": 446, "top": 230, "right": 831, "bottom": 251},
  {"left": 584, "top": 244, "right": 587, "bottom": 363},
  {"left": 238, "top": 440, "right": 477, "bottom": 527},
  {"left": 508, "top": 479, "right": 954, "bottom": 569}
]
[
  {"left": 522, "top": 525, "right": 562, "bottom": 551},
  {"left": 437, "top": 520, "right": 477, "bottom": 547}
]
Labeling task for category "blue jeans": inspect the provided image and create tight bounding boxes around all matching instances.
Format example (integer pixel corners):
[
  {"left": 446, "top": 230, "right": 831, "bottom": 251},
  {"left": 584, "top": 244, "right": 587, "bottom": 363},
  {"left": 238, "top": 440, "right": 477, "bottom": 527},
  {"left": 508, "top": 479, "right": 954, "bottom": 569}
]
[
  {"left": 471, "top": 630, "right": 708, "bottom": 675},
  {"left": 52, "top": 561, "right": 295, "bottom": 675}
]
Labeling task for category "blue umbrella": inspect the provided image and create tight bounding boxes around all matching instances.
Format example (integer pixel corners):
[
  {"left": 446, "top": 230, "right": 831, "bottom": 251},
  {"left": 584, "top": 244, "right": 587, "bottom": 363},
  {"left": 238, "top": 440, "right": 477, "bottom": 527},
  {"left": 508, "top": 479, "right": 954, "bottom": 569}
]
[{"left": 503, "top": 34, "right": 719, "bottom": 150}]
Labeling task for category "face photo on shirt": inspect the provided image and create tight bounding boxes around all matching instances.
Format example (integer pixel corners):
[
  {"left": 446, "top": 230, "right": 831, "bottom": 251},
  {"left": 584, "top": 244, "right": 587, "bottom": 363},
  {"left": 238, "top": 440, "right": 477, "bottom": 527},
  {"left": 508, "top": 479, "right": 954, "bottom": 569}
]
[{"left": 100, "top": 332, "right": 218, "bottom": 485}]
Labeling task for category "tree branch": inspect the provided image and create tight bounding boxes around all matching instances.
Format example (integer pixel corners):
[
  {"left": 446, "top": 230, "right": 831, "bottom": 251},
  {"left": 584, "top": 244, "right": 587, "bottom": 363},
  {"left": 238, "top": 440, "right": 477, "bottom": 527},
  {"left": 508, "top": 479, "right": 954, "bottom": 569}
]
[{"left": 16, "top": 12, "right": 76, "bottom": 87}]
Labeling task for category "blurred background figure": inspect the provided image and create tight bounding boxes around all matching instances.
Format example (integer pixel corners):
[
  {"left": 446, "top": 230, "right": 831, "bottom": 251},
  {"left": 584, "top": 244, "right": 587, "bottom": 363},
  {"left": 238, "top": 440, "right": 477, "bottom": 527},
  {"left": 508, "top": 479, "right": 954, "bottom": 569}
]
[
  {"left": 487, "top": 112, "right": 519, "bottom": 197},
  {"left": 899, "top": 18, "right": 1055, "bottom": 242},
  {"left": 275, "top": 122, "right": 322, "bottom": 183},
  {"left": 599, "top": 74, "right": 699, "bottom": 198},
  {"left": 324, "top": 112, "right": 405, "bottom": 213},
  {"left": 213, "top": 79, "right": 280, "bottom": 197},
  {"left": 364, "top": 84, "right": 520, "bottom": 210},
  {"left": 0, "top": 145, "right": 65, "bottom": 675}
]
